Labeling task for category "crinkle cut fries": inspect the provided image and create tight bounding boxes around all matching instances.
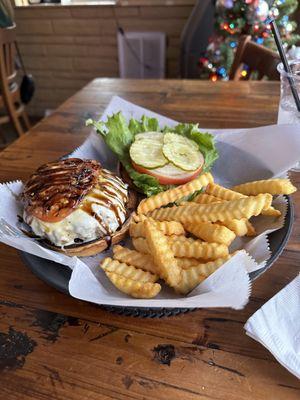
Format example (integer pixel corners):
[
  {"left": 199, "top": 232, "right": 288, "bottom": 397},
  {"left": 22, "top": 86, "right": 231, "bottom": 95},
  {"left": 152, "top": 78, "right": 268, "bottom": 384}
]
[{"left": 100, "top": 175, "right": 296, "bottom": 298}]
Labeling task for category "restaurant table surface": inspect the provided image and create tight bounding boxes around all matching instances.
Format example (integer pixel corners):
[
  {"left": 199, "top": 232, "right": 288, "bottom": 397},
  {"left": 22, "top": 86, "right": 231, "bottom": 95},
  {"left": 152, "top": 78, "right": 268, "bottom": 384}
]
[{"left": 0, "top": 79, "right": 299, "bottom": 400}]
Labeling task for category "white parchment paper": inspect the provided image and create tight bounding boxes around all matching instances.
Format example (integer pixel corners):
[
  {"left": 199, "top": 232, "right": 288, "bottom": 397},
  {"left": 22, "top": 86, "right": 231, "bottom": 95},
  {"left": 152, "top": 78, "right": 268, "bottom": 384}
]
[{"left": 1, "top": 96, "right": 299, "bottom": 310}]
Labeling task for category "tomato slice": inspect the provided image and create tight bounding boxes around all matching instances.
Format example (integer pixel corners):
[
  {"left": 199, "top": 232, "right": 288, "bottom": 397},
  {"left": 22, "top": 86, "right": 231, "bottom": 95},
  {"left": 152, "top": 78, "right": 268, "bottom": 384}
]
[{"left": 132, "top": 161, "right": 203, "bottom": 185}]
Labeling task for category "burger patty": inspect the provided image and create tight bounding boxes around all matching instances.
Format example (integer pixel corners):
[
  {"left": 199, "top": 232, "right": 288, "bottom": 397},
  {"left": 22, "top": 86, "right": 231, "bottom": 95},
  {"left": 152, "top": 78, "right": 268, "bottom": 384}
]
[{"left": 22, "top": 158, "right": 101, "bottom": 223}]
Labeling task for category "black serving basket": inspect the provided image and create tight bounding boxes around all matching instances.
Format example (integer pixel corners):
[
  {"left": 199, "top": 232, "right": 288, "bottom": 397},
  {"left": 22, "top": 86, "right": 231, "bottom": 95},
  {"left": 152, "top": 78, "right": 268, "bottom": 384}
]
[
  {"left": 19, "top": 139, "right": 295, "bottom": 318},
  {"left": 20, "top": 195, "right": 294, "bottom": 318}
]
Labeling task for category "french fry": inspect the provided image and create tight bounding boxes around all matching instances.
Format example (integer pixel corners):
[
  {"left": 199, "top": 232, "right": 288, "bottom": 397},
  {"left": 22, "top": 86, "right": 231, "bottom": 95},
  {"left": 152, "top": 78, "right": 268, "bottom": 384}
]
[
  {"left": 220, "top": 218, "right": 249, "bottom": 236},
  {"left": 175, "top": 257, "right": 230, "bottom": 294},
  {"left": 207, "top": 183, "right": 280, "bottom": 217},
  {"left": 184, "top": 221, "right": 236, "bottom": 246},
  {"left": 176, "top": 257, "right": 202, "bottom": 269},
  {"left": 133, "top": 236, "right": 228, "bottom": 260},
  {"left": 112, "top": 245, "right": 157, "bottom": 274},
  {"left": 260, "top": 207, "right": 281, "bottom": 217},
  {"left": 175, "top": 272, "right": 206, "bottom": 295},
  {"left": 170, "top": 235, "right": 193, "bottom": 242},
  {"left": 137, "top": 173, "right": 213, "bottom": 214},
  {"left": 185, "top": 256, "right": 231, "bottom": 275},
  {"left": 192, "top": 193, "right": 223, "bottom": 204},
  {"left": 144, "top": 220, "right": 182, "bottom": 287},
  {"left": 132, "top": 237, "right": 150, "bottom": 254},
  {"left": 221, "top": 219, "right": 256, "bottom": 237},
  {"left": 221, "top": 219, "right": 256, "bottom": 236},
  {"left": 206, "top": 183, "right": 244, "bottom": 201},
  {"left": 132, "top": 212, "right": 142, "bottom": 223},
  {"left": 232, "top": 178, "right": 297, "bottom": 196},
  {"left": 105, "top": 272, "right": 161, "bottom": 298},
  {"left": 101, "top": 257, "right": 158, "bottom": 282},
  {"left": 168, "top": 236, "right": 229, "bottom": 259},
  {"left": 245, "top": 220, "right": 256, "bottom": 236},
  {"left": 130, "top": 219, "right": 184, "bottom": 237},
  {"left": 149, "top": 194, "right": 272, "bottom": 224},
  {"left": 125, "top": 240, "right": 200, "bottom": 270}
]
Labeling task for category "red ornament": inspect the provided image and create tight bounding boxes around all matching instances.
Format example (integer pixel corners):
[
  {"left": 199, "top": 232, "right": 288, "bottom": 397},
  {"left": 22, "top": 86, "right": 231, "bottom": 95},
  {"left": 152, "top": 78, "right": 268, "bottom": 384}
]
[{"left": 199, "top": 57, "right": 208, "bottom": 64}]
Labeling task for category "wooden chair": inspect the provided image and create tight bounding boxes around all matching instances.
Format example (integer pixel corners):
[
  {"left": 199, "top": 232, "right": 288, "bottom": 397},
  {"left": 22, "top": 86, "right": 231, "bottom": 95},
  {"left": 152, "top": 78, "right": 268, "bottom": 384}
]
[
  {"left": 0, "top": 24, "right": 30, "bottom": 145},
  {"left": 229, "top": 35, "right": 280, "bottom": 81}
]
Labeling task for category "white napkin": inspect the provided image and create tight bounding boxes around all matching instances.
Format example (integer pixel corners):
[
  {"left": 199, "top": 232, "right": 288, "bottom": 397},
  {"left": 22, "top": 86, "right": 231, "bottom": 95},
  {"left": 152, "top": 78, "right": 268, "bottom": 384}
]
[{"left": 244, "top": 274, "right": 300, "bottom": 379}]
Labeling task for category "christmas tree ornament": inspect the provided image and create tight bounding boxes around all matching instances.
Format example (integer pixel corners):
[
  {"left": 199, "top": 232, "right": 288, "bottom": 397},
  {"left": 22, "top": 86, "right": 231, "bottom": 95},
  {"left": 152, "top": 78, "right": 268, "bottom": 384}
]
[
  {"left": 270, "top": 7, "right": 280, "bottom": 18},
  {"left": 216, "top": 0, "right": 234, "bottom": 9},
  {"left": 256, "top": 0, "right": 269, "bottom": 21}
]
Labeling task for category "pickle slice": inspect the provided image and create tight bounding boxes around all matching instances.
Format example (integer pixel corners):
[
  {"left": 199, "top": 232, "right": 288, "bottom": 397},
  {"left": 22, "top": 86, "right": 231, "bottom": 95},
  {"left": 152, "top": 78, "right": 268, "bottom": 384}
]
[
  {"left": 163, "top": 132, "right": 199, "bottom": 150},
  {"left": 135, "top": 131, "right": 165, "bottom": 141},
  {"left": 162, "top": 142, "right": 204, "bottom": 171},
  {"left": 130, "top": 138, "right": 168, "bottom": 169}
]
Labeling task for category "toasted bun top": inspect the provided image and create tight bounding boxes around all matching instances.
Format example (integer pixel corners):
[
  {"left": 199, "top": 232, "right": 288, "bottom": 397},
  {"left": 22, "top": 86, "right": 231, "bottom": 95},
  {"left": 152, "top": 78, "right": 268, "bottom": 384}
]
[{"left": 22, "top": 158, "right": 101, "bottom": 222}]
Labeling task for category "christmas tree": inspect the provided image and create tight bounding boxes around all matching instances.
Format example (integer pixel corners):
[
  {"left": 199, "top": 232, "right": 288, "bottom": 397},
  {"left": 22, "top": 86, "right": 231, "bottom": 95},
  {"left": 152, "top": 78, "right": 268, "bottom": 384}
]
[{"left": 199, "top": 0, "right": 300, "bottom": 81}]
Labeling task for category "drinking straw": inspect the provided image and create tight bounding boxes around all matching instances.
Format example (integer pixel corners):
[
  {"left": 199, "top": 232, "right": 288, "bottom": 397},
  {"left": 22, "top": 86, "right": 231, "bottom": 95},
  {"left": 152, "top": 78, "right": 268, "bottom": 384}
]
[{"left": 268, "top": 17, "right": 300, "bottom": 112}]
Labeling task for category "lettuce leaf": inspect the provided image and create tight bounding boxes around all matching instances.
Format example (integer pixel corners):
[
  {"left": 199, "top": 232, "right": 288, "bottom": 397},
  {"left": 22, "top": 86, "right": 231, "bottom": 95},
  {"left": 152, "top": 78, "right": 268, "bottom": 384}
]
[
  {"left": 86, "top": 112, "right": 218, "bottom": 197},
  {"left": 86, "top": 112, "right": 133, "bottom": 159},
  {"left": 129, "top": 115, "right": 159, "bottom": 134}
]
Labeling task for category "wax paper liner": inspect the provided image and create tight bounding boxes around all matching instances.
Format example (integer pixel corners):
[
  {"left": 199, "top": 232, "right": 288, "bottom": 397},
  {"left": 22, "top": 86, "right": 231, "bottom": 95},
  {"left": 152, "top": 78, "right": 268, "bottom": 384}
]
[{"left": 0, "top": 96, "right": 299, "bottom": 309}]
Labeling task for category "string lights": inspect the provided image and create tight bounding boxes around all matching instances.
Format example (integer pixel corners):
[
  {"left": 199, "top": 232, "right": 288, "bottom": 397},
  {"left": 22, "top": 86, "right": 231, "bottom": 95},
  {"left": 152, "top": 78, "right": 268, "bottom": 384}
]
[{"left": 198, "top": 0, "right": 299, "bottom": 81}]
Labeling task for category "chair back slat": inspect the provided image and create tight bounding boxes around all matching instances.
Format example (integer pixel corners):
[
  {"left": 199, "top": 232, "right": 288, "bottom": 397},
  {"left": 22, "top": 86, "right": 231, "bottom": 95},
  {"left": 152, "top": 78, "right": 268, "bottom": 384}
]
[
  {"left": 229, "top": 35, "right": 280, "bottom": 81},
  {"left": 0, "top": 25, "right": 17, "bottom": 82},
  {"left": 0, "top": 24, "right": 31, "bottom": 138}
]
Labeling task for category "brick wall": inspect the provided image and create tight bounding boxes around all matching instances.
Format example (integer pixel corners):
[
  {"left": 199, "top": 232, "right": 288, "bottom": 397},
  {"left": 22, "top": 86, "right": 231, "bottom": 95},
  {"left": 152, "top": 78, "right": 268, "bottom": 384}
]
[{"left": 15, "top": 3, "right": 195, "bottom": 117}]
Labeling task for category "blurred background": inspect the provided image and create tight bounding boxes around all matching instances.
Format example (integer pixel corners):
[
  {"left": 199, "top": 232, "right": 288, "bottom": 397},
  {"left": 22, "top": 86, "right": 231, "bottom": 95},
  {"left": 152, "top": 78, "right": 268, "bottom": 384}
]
[{"left": 0, "top": 0, "right": 299, "bottom": 127}]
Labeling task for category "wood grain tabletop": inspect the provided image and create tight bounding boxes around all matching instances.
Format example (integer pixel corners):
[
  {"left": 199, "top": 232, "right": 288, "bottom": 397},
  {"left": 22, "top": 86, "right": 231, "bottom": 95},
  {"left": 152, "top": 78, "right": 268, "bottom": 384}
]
[{"left": 0, "top": 79, "right": 299, "bottom": 400}]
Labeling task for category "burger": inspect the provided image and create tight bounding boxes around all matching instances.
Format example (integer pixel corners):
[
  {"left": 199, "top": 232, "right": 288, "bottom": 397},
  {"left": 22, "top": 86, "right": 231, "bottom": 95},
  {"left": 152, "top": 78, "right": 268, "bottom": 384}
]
[{"left": 22, "top": 158, "right": 136, "bottom": 256}]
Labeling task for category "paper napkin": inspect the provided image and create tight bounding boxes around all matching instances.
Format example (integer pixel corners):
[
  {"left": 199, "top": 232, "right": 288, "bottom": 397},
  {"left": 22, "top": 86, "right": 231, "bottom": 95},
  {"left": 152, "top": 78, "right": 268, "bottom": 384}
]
[{"left": 244, "top": 274, "right": 300, "bottom": 379}]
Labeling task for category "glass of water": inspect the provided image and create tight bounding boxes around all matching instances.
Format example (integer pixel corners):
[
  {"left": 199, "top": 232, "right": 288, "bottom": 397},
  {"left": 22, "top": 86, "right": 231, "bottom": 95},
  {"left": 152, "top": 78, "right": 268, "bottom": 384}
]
[{"left": 277, "top": 60, "right": 300, "bottom": 170}]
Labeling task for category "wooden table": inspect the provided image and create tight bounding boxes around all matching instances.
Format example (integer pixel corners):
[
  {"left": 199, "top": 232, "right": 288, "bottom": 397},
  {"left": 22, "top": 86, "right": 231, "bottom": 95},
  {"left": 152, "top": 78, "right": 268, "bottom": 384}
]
[{"left": 0, "top": 79, "right": 299, "bottom": 400}]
